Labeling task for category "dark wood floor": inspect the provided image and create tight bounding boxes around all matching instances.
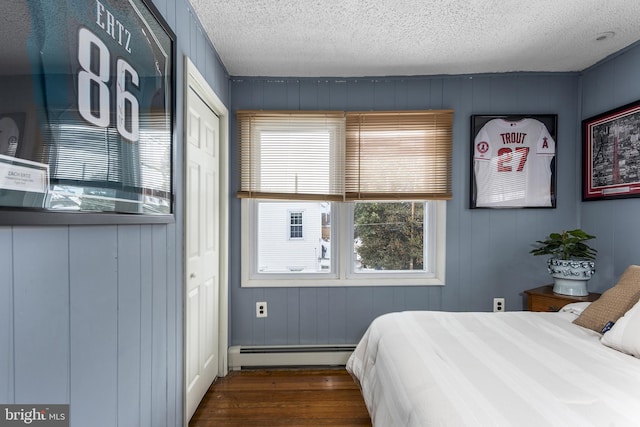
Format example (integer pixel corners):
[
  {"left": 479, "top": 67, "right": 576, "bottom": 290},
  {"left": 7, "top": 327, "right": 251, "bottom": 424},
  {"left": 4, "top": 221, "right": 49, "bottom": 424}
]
[{"left": 189, "top": 368, "right": 372, "bottom": 426}]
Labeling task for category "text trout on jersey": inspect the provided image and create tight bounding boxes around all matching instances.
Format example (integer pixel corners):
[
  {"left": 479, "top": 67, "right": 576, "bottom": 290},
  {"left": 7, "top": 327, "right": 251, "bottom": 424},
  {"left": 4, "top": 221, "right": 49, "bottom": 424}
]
[{"left": 500, "top": 132, "right": 527, "bottom": 144}]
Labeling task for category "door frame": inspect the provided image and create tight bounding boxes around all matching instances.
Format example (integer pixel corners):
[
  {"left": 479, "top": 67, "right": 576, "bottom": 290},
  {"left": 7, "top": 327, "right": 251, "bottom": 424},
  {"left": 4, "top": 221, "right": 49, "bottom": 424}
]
[{"left": 183, "top": 57, "right": 229, "bottom": 424}]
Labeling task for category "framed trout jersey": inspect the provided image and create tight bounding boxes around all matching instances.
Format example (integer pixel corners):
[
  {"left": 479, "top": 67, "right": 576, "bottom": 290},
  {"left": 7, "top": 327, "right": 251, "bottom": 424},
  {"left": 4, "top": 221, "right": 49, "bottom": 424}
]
[
  {"left": 0, "top": 0, "right": 175, "bottom": 223},
  {"left": 471, "top": 115, "right": 557, "bottom": 208}
]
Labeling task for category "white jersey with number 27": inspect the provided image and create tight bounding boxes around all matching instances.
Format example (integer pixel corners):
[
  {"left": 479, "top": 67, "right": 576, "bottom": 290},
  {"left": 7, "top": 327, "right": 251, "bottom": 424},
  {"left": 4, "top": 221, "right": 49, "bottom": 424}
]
[{"left": 474, "top": 118, "right": 555, "bottom": 207}]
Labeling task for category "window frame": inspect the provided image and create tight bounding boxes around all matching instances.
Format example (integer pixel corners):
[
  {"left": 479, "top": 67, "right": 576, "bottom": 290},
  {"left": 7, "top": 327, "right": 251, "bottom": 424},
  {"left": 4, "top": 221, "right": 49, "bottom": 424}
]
[
  {"left": 241, "top": 198, "right": 446, "bottom": 287},
  {"left": 288, "top": 210, "right": 304, "bottom": 240}
]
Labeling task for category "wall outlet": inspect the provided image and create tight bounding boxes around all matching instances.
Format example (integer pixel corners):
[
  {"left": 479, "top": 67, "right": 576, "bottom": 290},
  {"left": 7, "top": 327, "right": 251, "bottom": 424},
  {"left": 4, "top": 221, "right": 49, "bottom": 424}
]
[
  {"left": 256, "top": 301, "right": 268, "bottom": 318},
  {"left": 493, "top": 298, "right": 505, "bottom": 312}
]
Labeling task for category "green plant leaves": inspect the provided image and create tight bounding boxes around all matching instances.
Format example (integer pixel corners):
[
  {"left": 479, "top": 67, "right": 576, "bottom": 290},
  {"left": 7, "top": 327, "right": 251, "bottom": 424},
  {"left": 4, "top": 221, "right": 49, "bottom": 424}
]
[{"left": 530, "top": 229, "right": 597, "bottom": 261}]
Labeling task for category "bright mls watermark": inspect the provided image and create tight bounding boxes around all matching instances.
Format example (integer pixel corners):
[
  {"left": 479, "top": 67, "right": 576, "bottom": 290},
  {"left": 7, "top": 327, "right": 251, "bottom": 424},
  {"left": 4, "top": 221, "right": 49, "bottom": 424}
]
[{"left": 0, "top": 405, "right": 68, "bottom": 426}]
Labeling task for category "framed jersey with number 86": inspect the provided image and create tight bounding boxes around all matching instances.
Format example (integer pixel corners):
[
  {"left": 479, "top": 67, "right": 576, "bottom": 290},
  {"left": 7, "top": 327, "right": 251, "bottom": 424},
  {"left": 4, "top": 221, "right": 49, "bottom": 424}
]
[
  {"left": 0, "top": 0, "right": 175, "bottom": 224},
  {"left": 470, "top": 114, "right": 557, "bottom": 209}
]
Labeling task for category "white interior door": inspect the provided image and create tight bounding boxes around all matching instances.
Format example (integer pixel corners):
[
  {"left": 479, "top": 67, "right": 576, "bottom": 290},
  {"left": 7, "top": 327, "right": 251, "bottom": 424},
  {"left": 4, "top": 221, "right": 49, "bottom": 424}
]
[{"left": 185, "top": 85, "right": 220, "bottom": 421}]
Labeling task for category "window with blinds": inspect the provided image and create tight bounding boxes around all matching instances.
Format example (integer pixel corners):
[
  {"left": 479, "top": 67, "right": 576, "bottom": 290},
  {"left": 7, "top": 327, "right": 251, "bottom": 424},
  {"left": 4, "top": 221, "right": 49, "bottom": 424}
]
[
  {"left": 345, "top": 110, "right": 453, "bottom": 200},
  {"left": 239, "top": 109, "right": 451, "bottom": 287},
  {"left": 237, "top": 109, "right": 453, "bottom": 201},
  {"left": 236, "top": 111, "right": 345, "bottom": 201}
]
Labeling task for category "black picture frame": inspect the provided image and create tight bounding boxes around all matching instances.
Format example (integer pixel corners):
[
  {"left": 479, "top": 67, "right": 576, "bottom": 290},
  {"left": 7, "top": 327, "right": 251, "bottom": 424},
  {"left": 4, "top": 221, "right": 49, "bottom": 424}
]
[
  {"left": 470, "top": 114, "right": 557, "bottom": 209},
  {"left": 582, "top": 99, "right": 640, "bottom": 201},
  {"left": 0, "top": 0, "right": 176, "bottom": 225}
]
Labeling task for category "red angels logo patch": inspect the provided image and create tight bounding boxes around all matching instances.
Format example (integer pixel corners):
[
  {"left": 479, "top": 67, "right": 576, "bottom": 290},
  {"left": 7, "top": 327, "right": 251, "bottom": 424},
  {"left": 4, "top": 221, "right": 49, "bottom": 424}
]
[{"left": 476, "top": 141, "right": 490, "bottom": 157}]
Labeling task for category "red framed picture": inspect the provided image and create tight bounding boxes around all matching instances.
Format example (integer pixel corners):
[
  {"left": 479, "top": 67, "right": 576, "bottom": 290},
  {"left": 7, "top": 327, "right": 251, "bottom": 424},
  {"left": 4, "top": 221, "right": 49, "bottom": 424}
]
[{"left": 583, "top": 100, "right": 640, "bottom": 201}]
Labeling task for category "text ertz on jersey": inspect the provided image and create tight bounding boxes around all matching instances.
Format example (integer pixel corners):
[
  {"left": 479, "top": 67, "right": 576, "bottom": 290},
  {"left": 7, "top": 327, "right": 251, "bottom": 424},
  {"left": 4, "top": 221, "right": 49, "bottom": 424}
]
[{"left": 95, "top": 0, "right": 132, "bottom": 53}]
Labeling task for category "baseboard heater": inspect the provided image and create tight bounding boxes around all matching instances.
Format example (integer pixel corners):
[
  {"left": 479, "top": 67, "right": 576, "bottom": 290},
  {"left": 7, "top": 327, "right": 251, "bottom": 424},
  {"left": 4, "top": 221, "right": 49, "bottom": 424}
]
[{"left": 228, "top": 344, "right": 356, "bottom": 370}]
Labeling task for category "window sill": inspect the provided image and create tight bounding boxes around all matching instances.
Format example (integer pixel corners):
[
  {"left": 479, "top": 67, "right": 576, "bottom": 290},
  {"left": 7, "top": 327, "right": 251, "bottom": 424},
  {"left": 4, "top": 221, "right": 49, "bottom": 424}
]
[{"left": 241, "top": 275, "right": 445, "bottom": 288}]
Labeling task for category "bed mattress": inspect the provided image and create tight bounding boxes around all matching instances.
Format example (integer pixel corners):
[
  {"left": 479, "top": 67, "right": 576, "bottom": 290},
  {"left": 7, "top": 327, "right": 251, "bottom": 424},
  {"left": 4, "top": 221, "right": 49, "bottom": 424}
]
[{"left": 346, "top": 308, "right": 640, "bottom": 427}]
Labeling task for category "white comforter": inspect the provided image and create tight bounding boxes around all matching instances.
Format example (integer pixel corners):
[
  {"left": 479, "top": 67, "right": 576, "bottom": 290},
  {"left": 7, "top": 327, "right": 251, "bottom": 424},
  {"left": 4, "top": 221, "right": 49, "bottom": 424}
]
[{"left": 346, "top": 307, "right": 640, "bottom": 427}]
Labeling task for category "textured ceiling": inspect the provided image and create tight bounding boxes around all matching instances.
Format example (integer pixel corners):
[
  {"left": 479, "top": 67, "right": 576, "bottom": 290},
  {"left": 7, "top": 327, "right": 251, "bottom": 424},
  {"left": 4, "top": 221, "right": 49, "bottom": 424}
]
[{"left": 189, "top": 0, "right": 640, "bottom": 77}]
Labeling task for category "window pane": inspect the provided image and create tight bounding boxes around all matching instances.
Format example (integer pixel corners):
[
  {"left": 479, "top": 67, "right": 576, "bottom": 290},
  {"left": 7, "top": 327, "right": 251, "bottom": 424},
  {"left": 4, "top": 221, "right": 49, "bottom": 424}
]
[
  {"left": 289, "top": 211, "right": 303, "bottom": 239},
  {"left": 237, "top": 111, "right": 345, "bottom": 199},
  {"left": 345, "top": 111, "right": 453, "bottom": 200},
  {"left": 257, "top": 201, "right": 331, "bottom": 273},
  {"left": 353, "top": 201, "right": 424, "bottom": 272}
]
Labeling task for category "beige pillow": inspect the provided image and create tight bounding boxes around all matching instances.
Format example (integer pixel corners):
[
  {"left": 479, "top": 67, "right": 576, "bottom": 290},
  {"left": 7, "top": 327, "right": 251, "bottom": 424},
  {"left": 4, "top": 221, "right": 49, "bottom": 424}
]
[{"left": 573, "top": 265, "right": 640, "bottom": 333}]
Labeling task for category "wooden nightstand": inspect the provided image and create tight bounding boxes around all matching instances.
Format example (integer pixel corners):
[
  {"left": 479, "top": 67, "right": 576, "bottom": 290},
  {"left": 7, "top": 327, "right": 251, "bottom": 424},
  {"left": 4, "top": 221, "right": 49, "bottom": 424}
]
[{"left": 524, "top": 285, "right": 601, "bottom": 312}]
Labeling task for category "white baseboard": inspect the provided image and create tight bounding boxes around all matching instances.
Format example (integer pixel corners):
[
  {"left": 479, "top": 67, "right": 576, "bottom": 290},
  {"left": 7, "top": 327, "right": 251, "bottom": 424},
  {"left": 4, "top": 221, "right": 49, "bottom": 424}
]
[{"left": 228, "top": 345, "right": 355, "bottom": 370}]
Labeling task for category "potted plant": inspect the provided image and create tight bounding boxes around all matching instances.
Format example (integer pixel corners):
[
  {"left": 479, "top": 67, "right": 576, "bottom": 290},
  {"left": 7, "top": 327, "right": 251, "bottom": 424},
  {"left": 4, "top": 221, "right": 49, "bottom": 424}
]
[{"left": 530, "top": 229, "right": 597, "bottom": 296}]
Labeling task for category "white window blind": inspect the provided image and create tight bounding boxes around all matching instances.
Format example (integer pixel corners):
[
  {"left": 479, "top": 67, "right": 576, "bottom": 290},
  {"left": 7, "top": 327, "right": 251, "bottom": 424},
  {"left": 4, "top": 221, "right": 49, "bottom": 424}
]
[
  {"left": 237, "top": 111, "right": 345, "bottom": 201},
  {"left": 237, "top": 109, "right": 453, "bottom": 201},
  {"left": 345, "top": 110, "right": 453, "bottom": 200}
]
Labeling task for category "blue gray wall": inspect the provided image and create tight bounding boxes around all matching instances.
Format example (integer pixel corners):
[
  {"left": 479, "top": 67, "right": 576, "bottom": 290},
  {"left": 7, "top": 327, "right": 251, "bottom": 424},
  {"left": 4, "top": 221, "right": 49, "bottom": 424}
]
[
  {"left": 229, "top": 74, "right": 582, "bottom": 346},
  {"left": 0, "top": 0, "right": 229, "bottom": 426},
  {"left": 580, "top": 43, "right": 640, "bottom": 289}
]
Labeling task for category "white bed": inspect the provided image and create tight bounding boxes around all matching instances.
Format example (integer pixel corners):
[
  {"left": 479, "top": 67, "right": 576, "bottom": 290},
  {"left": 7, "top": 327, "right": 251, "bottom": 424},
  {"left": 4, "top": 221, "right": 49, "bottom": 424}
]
[{"left": 346, "top": 303, "right": 640, "bottom": 427}]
